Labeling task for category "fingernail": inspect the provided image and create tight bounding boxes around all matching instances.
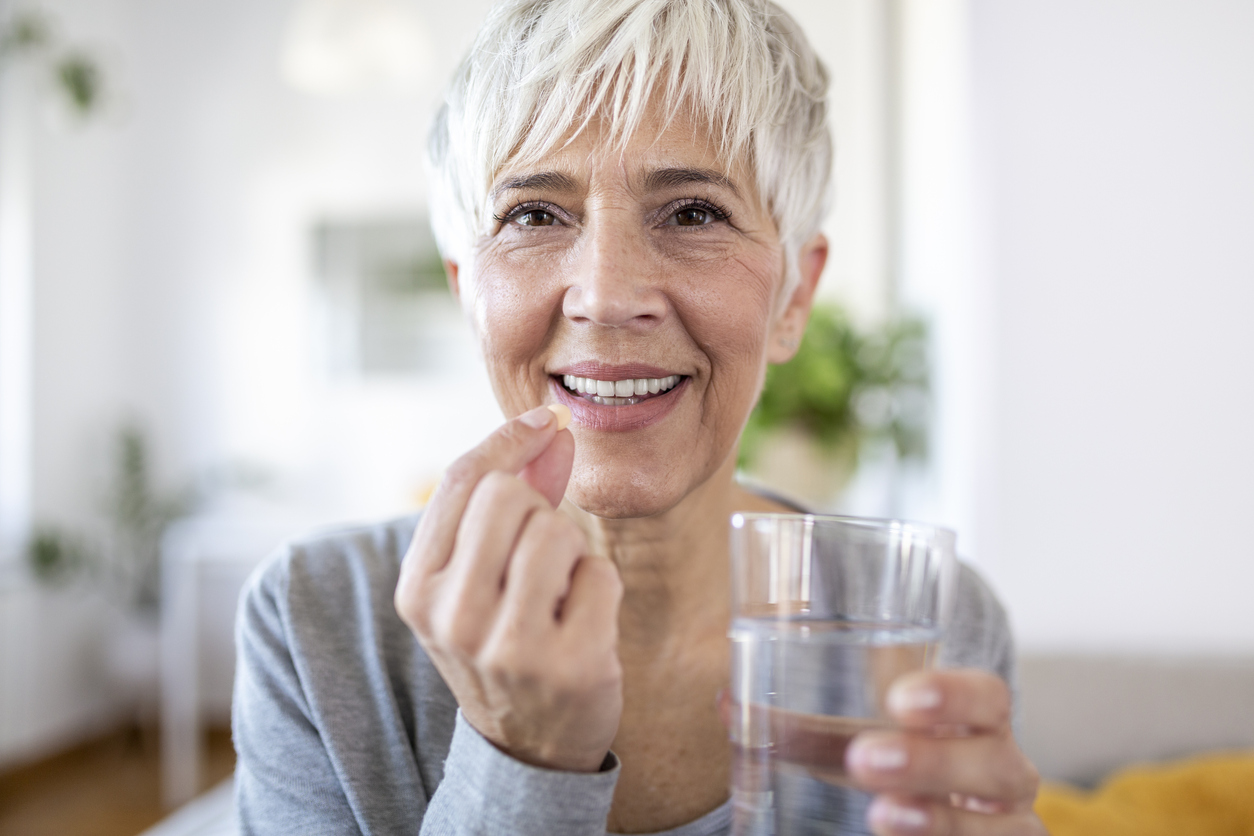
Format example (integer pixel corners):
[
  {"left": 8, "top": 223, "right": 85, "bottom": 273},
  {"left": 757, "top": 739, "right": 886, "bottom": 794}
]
[
  {"left": 869, "top": 798, "right": 929, "bottom": 831},
  {"left": 547, "top": 403, "right": 572, "bottom": 431},
  {"left": 889, "top": 682, "right": 941, "bottom": 714},
  {"left": 852, "top": 741, "right": 907, "bottom": 772},
  {"left": 519, "top": 406, "right": 555, "bottom": 429}
]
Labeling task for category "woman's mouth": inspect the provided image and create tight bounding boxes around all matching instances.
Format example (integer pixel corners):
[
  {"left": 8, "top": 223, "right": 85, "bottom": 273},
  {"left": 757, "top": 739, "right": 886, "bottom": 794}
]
[
  {"left": 558, "top": 374, "right": 683, "bottom": 406},
  {"left": 549, "top": 370, "right": 689, "bottom": 431}
]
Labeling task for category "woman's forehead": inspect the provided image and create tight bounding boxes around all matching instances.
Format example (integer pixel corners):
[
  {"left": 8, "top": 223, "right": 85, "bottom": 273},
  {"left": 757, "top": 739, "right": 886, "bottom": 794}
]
[{"left": 489, "top": 110, "right": 759, "bottom": 203}]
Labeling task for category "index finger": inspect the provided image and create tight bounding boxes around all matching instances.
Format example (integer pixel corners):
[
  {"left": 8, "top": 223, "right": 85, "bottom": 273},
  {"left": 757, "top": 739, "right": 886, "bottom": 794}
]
[
  {"left": 886, "top": 668, "right": 1012, "bottom": 733},
  {"left": 402, "top": 404, "right": 571, "bottom": 580}
]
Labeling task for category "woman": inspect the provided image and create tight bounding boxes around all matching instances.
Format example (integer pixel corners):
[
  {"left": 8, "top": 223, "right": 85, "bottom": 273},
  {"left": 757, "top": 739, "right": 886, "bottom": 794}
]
[{"left": 233, "top": 0, "right": 1044, "bottom": 834}]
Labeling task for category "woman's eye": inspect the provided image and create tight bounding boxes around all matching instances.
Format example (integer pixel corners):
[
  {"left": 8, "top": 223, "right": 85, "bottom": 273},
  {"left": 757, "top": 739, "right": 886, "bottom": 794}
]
[
  {"left": 515, "top": 209, "right": 556, "bottom": 227},
  {"left": 665, "top": 203, "right": 727, "bottom": 227},
  {"left": 675, "top": 207, "right": 712, "bottom": 226}
]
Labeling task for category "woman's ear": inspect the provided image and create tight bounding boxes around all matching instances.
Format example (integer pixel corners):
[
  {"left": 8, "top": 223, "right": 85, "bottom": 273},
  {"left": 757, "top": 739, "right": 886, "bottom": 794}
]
[
  {"left": 444, "top": 259, "right": 461, "bottom": 301},
  {"left": 767, "top": 233, "right": 828, "bottom": 363}
]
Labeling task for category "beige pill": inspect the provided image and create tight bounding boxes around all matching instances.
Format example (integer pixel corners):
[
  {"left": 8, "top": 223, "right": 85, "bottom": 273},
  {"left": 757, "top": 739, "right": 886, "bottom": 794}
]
[{"left": 546, "top": 403, "right": 572, "bottom": 431}]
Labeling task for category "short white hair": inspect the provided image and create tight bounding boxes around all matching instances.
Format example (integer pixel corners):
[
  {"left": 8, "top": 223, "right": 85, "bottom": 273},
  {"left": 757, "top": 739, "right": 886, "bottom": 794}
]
[{"left": 427, "top": 0, "right": 832, "bottom": 297}]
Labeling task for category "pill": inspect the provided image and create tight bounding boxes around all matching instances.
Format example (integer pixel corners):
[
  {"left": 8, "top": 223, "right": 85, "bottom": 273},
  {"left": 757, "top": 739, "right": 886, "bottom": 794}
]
[{"left": 546, "top": 403, "right": 572, "bottom": 431}]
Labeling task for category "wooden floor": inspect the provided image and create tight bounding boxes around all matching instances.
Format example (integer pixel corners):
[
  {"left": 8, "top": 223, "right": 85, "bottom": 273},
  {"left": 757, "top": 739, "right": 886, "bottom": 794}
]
[{"left": 0, "top": 726, "right": 235, "bottom": 836}]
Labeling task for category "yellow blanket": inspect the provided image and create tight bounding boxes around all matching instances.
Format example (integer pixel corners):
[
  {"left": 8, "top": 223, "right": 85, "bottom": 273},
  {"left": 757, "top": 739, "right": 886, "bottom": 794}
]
[{"left": 1035, "top": 753, "right": 1254, "bottom": 836}]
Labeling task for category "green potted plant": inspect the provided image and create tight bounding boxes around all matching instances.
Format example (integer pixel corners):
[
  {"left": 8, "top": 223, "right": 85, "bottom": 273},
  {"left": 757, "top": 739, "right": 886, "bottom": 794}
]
[{"left": 739, "top": 304, "right": 930, "bottom": 509}]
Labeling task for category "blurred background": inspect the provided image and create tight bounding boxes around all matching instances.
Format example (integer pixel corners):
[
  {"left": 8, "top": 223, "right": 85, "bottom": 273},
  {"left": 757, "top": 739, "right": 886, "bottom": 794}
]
[{"left": 0, "top": 0, "right": 1251, "bottom": 833}]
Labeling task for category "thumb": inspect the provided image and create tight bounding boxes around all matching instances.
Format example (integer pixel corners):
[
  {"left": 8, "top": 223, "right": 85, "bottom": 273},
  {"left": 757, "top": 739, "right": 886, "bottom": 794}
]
[{"left": 518, "top": 406, "right": 574, "bottom": 507}]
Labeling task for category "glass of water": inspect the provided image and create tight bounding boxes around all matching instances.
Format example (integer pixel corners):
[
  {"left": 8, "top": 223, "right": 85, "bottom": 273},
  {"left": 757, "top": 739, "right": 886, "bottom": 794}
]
[{"left": 728, "top": 513, "right": 956, "bottom": 836}]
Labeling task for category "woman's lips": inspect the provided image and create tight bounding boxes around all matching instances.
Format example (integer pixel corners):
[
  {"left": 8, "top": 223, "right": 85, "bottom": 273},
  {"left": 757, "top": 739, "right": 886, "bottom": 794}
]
[{"left": 550, "top": 374, "right": 689, "bottom": 432}]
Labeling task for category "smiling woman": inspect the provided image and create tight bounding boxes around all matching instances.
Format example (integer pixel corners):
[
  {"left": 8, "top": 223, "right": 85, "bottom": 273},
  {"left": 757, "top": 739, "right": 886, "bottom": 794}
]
[{"left": 231, "top": 1, "right": 1043, "bottom": 835}]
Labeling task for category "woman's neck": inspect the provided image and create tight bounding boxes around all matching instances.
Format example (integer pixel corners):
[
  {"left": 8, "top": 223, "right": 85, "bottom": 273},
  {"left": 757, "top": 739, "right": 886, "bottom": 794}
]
[{"left": 561, "top": 455, "right": 793, "bottom": 655}]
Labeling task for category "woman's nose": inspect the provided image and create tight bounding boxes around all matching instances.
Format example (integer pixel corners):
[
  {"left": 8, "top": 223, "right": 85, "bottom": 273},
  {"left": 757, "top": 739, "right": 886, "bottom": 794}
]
[{"left": 561, "top": 224, "right": 668, "bottom": 328}]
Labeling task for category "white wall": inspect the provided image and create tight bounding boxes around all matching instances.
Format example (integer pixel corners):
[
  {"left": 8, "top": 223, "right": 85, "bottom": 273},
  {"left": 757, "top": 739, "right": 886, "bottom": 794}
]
[
  {"left": 894, "top": 0, "right": 993, "bottom": 554},
  {"left": 966, "top": 0, "right": 1254, "bottom": 652},
  {"left": 777, "top": 0, "right": 895, "bottom": 321}
]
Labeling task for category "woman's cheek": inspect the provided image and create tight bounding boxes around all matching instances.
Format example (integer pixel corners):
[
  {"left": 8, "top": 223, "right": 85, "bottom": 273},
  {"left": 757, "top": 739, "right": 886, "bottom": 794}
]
[
  {"left": 681, "top": 257, "right": 778, "bottom": 357},
  {"left": 679, "top": 300, "right": 773, "bottom": 422},
  {"left": 702, "top": 257, "right": 784, "bottom": 412},
  {"left": 469, "top": 268, "right": 563, "bottom": 413}
]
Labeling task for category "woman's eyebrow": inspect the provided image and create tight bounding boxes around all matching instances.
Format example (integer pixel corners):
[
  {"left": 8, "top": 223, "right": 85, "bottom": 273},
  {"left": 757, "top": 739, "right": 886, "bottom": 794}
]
[
  {"left": 643, "top": 167, "right": 742, "bottom": 198},
  {"left": 491, "top": 171, "right": 580, "bottom": 200}
]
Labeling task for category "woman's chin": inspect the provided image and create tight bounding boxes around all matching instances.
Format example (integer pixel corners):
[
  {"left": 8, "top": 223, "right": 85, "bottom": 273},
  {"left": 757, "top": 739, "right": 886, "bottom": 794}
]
[
  {"left": 564, "top": 481, "right": 677, "bottom": 520},
  {"left": 560, "top": 463, "right": 690, "bottom": 519},
  {"left": 563, "top": 453, "right": 729, "bottom": 520}
]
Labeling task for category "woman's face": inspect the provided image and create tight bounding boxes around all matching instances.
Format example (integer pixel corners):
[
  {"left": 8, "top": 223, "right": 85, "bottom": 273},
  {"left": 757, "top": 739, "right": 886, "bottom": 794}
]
[{"left": 452, "top": 109, "right": 820, "bottom": 518}]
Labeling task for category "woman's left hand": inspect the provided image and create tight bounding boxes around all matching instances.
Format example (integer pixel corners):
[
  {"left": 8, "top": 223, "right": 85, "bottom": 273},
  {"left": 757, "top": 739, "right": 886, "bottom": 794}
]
[{"left": 845, "top": 669, "right": 1046, "bottom": 835}]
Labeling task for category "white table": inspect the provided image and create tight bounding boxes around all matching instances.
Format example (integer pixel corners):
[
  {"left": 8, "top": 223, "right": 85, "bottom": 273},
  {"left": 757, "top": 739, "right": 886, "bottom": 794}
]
[{"left": 159, "top": 514, "right": 312, "bottom": 808}]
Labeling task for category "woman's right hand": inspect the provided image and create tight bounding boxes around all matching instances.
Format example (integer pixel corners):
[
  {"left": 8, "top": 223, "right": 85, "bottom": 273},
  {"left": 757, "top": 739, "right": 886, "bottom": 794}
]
[{"left": 394, "top": 405, "right": 625, "bottom": 773}]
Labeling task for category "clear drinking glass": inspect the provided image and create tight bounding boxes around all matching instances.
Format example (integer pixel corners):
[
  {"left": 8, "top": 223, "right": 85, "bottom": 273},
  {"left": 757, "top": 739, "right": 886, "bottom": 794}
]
[{"left": 729, "top": 513, "right": 956, "bottom": 836}]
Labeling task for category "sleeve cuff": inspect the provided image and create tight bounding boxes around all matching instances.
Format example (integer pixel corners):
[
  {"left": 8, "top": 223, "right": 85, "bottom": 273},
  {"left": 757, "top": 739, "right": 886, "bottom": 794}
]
[{"left": 438, "top": 710, "right": 620, "bottom": 834}]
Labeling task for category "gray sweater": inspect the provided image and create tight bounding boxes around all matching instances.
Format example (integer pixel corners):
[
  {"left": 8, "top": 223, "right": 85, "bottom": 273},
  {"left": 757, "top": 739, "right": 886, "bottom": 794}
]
[{"left": 232, "top": 514, "right": 1013, "bottom": 836}]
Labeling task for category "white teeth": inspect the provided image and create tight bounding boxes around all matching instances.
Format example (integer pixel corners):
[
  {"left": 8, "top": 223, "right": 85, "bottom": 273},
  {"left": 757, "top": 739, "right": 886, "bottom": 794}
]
[{"left": 561, "top": 374, "right": 682, "bottom": 400}]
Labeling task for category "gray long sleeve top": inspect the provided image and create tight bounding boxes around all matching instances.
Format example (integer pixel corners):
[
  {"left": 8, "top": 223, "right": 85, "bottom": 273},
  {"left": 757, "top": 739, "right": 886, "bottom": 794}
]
[{"left": 232, "top": 514, "right": 1014, "bottom": 836}]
